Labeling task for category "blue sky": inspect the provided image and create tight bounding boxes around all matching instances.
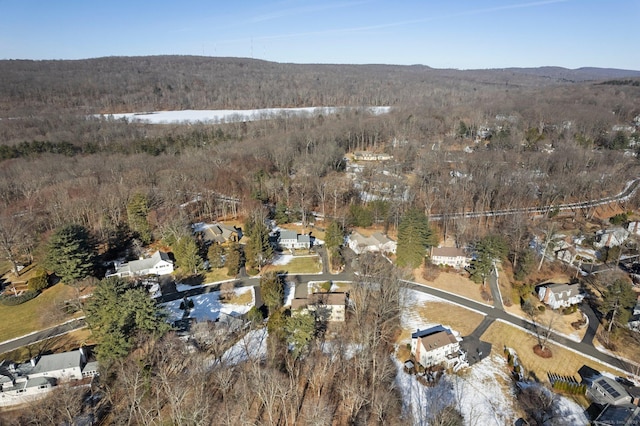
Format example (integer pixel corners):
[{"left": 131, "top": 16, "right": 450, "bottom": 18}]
[{"left": 0, "top": 0, "right": 637, "bottom": 70}]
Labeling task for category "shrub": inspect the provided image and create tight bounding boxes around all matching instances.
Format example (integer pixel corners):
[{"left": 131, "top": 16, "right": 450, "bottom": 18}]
[
  {"left": 27, "top": 268, "right": 49, "bottom": 292},
  {"left": 538, "top": 305, "right": 546, "bottom": 312},
  {"left": 1, "top": 291, "right": 39, "bottom": 306}
]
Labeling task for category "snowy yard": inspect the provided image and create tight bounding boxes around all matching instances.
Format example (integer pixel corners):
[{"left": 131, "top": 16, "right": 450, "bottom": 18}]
[
  {"left": 395, "top": 288, "right": 589, "bottom": 425},
  {"left": 160, "top": 286, "right": 254, "bottom": 323}
]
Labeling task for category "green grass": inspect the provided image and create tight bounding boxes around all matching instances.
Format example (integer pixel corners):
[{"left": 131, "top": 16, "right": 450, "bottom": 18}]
[{"left": 0, "top": 283, "right": 79, "bottom": 343}]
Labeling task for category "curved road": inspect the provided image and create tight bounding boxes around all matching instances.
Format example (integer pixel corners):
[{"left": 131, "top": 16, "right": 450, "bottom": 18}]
[
  {"left": 2, "top": 268, "right": 638, "bottom": 375},
  {"left": 430, "top": 176, "right": 640, "bottom": 221}
]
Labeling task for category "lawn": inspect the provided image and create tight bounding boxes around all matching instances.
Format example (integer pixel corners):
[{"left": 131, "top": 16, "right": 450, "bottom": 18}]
[
  {"left": 481, "top": 321, "right": 622, "bottom": 383},
  {"left": 263, "top": 255, "right": 322, "bottom": 274},
  {"left": 225, "top": 288, "right": 253, "bottom": 305},
  {"left": 503, "top": 301, "right": 588, "bottom": 342},
  {"left": 0, "top": 283, "right": 80, "bottom": 343},
  {"left": 398, "top": 301, "right": 485, "bottom": 344},
  {"left": 412, "top": 268, "right": 491, "bottom": 305},
  {"left": 1, "top": 328, "right": 93, "bottom": 361},
  {"left": 203, "top": 268, "right": 234, "bottom": 284}
]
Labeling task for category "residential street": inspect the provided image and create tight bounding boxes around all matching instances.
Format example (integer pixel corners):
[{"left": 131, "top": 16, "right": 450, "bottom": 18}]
[
  {"left": 401, "top": 280, "right": 638, "bottom": 375},
  {"left": 0, "top": 318, "right": 86, "bottom": 355},
  {"left": 1, "top": 260, "right": 637, "bottom": 377}
]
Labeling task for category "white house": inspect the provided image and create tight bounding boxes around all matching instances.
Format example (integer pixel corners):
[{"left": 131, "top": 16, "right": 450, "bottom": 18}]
[
  {"left": 0, "top": 348, "right": 98, "bottom": 407},
  {"left": 353, "top": 151, "right": 392, "bottom": 161},
  {"left": 430, "top": 247, "right": 471, "bottom": 268},
  {"left": 628, "top": 295, "right": 640, "bottom": 331},
  {"left": 594, "top": 227, "right": 629, "bottom": 249},
  {"left": 277, "top": 230, "right": 314, "bottom": 250},
  {"left": 107, "top": 251, "right": 174, "bottom": 278},
  {"left": 291, "top": 292, "right": 347, "bottom": 322},
  {"left": 411, "top": 325, "right": 462, "bottom": 368},
  {"left": 538, "top": 283, "right": 584, "bottom": 309},
  {"left": 628, "top": 221, "right": 640, "bottom": 237},
  {"left": 347, "top": 231, "right": 397, "bottom": 255}
]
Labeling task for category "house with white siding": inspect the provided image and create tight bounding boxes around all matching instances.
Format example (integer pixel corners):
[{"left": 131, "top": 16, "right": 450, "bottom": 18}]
[
  {"left": 537, "top": 282, "right": 584, "bottom": 310},
  {"left": 0, "top": 348, "right": 98, "bottom": 407},
  {"left": 430, "top": 247, "right": 471, "bottom": 268},
  {"left": 107, "top": 251, "right": 174, "bottom": 278},
  {"left": 411, "top": 325, "right": 463, "bottom": 368},
  {"left": 277, "top": 230, "right": 314, "bottom": 251}
]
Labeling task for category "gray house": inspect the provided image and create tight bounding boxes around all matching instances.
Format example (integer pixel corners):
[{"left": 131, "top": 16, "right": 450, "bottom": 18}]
[
  {"left": 587, "top": 376, "right": 632, "bottom": 406},
  {"left": 0, "top": 348, "right": 98, "bottom": 407},
  {"left": 277, "top": 230, "right": 314, "bottom": 250}
]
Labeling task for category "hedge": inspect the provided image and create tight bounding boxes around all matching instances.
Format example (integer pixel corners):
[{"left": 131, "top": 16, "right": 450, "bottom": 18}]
[{"left": 1, "top": 291, "right": 39, "bottom": 306}]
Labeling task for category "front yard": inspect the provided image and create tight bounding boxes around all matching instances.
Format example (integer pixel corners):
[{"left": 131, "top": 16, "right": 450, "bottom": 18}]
[
  {"left": 412, "top": 268, "right": 491, "bottom": 305},
  {"left": 263, "top": 254, "right": 322, "bottom": 274},
  {"left": 0, "top": 283, "right": 82, "bottom": 344},
  {"left": 481, "top": 321, "right": 622, "bottom": 383}
]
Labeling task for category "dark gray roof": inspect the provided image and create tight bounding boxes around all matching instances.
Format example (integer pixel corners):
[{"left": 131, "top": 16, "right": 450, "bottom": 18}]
[{"left": 594, "top": 404, "right": 640, "bottom": 426}]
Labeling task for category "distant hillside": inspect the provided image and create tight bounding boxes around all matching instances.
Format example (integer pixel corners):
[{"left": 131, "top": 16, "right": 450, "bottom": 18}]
[
  {"left": 499, "top": 66, "right": 640, "bottom": 82},
  {"left": 0, "top": 56, "right": 639, "bottom": 116}
]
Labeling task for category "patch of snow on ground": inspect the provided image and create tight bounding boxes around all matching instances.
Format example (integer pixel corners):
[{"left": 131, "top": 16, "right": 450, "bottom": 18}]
[
  {"left": 272, "top": 254, "right": 294, "bottom": 265},
  {"left": 553, "top": 391, "right": 589, "bottom": 425},
  {"left": 284, "top": 282, "right": 296, "bottom": 306},
  {"left": 175, "top": 282, "right": 205, "bottom": 292},
  {"left": 319, "top": 341, "right": 363, "bottom": 360},
  {"left": 221, "top": 328, "right": 268, "bottom": 365},
  {"left": 395, "top": 354, "right": 516, "bottom": 425},
  {"left": 516, "top": 381, "right": 588, "bottom": 425},
  {"left": 160, "top": 287, "right": 253, "bottom": 323}
]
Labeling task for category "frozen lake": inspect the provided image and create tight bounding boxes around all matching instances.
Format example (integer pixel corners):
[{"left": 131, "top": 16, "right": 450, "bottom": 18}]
[{"left": 100, "top": 106, "right": 391, "bottom": 124}]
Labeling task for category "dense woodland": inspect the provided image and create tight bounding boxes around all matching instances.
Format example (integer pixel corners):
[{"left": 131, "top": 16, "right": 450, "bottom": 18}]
[{"left": 1, "top": 56, "right": 640, "bottom": 424}]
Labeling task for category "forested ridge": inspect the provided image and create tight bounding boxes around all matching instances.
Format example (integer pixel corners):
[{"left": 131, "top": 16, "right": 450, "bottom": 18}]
[{"left": 1, "top": 56, "right": 640, "bottom": 424}]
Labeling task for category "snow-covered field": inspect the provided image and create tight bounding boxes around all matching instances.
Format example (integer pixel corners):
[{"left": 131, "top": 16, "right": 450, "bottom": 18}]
[
  {"left": 100, "top": 106, "right": 390, "bottom": 125},
  {"left": 395, "top": 354, "right": 516, "bottom": 425},
  {"left": 220, "top": 328, "right": 268, "bottom": 365},
  {"left": 160, "top": 286, "right": 253, "bottom": 323}
]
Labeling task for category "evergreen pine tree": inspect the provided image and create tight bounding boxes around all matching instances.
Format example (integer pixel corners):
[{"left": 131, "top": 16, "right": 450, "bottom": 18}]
[
  {"left": 174, "top": 236, "right": 203, "bottom": 276},
  {"left": 44, "top": 224, "right": 95, "bottom": 284},
  {"left": 225, "top": 243, "right": 242, "bottom": 277},
  {"left": 396, "top": 208, "right": 435, "bottom": 268},
  {"left": 245, "top": 215, "right": 273, "bottom": 271},
  {"left": 325, "top": 221, "right": 344, "bottom": 252},
  {"left": 127, "top": 193, "right": 152, "bottom": 244},
  {"left": 86, "top": 277, "right": 170, "bottom": 363}
]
